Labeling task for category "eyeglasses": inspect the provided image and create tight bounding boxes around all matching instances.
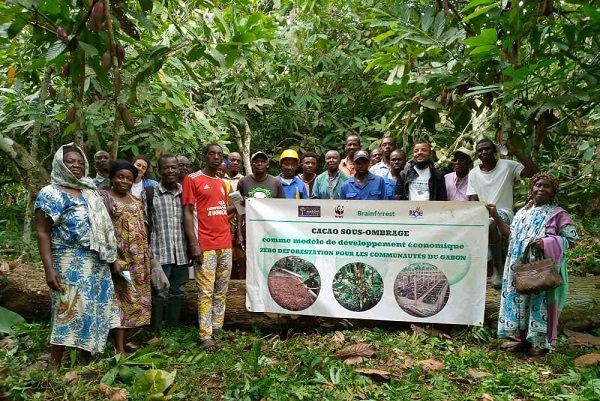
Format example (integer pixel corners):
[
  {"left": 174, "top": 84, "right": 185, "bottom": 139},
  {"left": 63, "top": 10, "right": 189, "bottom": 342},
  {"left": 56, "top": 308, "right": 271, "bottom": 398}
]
[{"left": 452, "top": 159, "right": 470, "bottom": 164}]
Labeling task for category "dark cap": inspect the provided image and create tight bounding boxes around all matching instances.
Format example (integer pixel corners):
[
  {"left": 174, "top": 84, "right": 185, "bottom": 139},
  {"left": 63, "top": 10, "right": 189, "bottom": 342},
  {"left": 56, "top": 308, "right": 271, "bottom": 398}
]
[
  {"left": 353, "top": 150, "right": 369, "bottom": 162},
  {"left": 250, "top": 151, "right": 268, "bottom": 162}
]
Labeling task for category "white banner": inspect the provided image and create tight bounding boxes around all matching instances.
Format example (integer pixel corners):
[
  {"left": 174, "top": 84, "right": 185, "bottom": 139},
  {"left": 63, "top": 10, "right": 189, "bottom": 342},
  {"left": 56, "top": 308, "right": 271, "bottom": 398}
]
[{"left": 246, "top": 199, "right": 489, "bottom": 325}]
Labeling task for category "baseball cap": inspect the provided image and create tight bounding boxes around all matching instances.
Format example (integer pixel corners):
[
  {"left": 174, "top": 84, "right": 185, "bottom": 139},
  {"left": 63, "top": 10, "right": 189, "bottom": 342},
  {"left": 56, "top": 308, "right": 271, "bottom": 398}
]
[
  {"left": 453, "top": 147, "right": 472, "bottom": 158},
  {"left": 250, "top": 151, "right": 268, "bottom": 162},
  {"left": 353, "top": 150, "right": 369, "bottom": 162}
]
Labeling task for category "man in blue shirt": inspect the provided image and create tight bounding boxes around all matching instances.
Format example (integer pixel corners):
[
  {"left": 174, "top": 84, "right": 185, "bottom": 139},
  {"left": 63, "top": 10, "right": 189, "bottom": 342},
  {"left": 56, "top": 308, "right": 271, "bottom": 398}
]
[
  {"left": 340, "top": 150, "right": 387, "bottom": 200},
  {"left": 277, "top": 149, "right": 309, "bottom": 199}
]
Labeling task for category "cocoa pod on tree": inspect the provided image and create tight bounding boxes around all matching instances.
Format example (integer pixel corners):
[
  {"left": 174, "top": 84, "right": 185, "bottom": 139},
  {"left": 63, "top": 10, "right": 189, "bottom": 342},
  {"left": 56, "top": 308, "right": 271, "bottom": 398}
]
[
  {"left": 66, "top": 106, "right": 77, "bottom": 123},
  {"left": 56, "top": 27, "right": 68, "bottom": 43},
  {"left": 48, "top": 85, "right": 57, "bottom": 97},
  {"left": 116, "top": 44, "right": 125, "bottom": 66},
  {"left": 89, "top": 2, "right": 104, "bottom": 32},
  {"left": 101, "top": 50, "right": 112, "bottom": 70},
  {"left": 61, "top": 62, "right": 70, "bottom": 78},
  {"left": 120, "top": 105, "right": 135, "bottom": 130}
]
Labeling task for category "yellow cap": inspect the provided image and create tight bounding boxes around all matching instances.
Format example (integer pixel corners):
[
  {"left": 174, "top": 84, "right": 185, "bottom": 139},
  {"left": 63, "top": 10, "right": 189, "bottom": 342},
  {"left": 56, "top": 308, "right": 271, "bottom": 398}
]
[{"left": 279, "top": 149, "right": 299, "bottom": 163}]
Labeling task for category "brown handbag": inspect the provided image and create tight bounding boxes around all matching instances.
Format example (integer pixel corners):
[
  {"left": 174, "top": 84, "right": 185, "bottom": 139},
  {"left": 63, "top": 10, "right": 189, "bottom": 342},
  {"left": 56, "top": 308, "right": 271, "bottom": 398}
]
[{"left": 513, "top": 242, "right": 562, "bottom": 295}]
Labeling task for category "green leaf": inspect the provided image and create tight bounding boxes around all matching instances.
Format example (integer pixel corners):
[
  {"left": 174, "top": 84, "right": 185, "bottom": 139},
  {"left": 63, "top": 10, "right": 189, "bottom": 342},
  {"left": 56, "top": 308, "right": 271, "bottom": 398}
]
[
  {"left": 406, "top": 35, "right": 435, "bottom": 45},
  {"left": 87, "top": 100, "right": 106, "bottom": 114},
  {"left": 8, "top": 14, "right": 28, "bottom": 39},
  {"left": 421, "top": 8, "right": 434, "bottom": 32},
  {"left": 469, "top": 44, "right": 497, "bottom": 55},
  {"left": 461, "top": 0, "right": 494, "bottom": 13},
  {"left": 466, "top": 84, "right": 502, "bottom": 96},
  {"left": 462, "top": 29, "right": 497, "bottom": 47},
  {"left": 374, "top": 30, "right": 396, "bottom": 43},
  {"left": 433, "top": 11, "right": 445, "bottom": 37},
  {"left": 188, "top": 44, "right": 206, "bottom": 62},
  {"left": 46, "top": 41, "right": 67, "bottom": 62},
  {"left": 78, "top": 41, "right": 98, "bottom": 57},
  {"left": 463, "top": 3, "right": 498, "bottom": 22},
  {"left": 0, "top": 307, "right": 25, "bottom": 335},
  {"left": 139, "top": 0, "right": 153, "bottom": 12},
  {"left": 421, "top": 100, "right": 442, "bottom": 109}
]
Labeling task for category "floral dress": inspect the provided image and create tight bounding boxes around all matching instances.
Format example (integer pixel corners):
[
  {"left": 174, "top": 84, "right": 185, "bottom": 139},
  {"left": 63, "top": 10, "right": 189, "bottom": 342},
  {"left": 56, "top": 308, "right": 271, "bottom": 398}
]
[
  {"left": 497, "top": 203, "right": 579, "bottom": 349},
  {"left": 101, "top": 192, "right": 152, "bottom": 328},
  {"left": 35, "top": 185, "right": 120, "bottom": 353}
]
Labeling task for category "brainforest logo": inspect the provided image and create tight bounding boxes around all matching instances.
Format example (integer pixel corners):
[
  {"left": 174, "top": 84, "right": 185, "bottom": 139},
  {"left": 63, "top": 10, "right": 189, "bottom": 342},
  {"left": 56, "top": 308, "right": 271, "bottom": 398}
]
[
  {"left": 408, "top": 206, "right": 424, "bottom": 218},
  {"left": 334, "top": 205, "right": 344, "bottom": 218},
  {"left": 298, "top": 206, "right": 321, "bottom": 217}
]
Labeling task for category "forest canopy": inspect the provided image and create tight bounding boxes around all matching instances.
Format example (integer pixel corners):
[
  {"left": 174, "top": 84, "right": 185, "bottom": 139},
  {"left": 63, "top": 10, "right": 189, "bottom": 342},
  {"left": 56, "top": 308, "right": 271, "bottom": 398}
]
[{"left": 0, "top": 0, "right": 598, "bottom": 215}]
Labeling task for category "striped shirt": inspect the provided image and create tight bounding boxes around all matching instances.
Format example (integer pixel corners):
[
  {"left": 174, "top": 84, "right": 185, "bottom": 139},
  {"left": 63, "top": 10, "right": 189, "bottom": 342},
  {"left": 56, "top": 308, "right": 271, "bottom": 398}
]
[{"left": 141, "top": 183, "right": 188, "bottom": 266}]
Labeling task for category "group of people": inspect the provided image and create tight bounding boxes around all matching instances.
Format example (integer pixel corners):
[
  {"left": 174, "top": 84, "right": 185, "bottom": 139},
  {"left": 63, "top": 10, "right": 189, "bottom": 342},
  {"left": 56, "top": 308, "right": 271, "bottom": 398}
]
[{"left": 35, "top": 134, "right": 578, "bottom": 366}]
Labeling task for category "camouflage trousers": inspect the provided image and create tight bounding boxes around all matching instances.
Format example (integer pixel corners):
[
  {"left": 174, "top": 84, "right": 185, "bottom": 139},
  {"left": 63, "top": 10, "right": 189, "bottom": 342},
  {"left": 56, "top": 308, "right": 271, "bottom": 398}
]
[{"left": 195, "top": 248, "right": 232, "bottom": 339}]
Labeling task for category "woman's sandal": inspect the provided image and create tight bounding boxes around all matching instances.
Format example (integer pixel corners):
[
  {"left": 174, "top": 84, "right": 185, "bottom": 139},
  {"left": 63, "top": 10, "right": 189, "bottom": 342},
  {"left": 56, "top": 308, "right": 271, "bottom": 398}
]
[
  {"left": 200, "top": 337, "right": 220, "bottom": 352},
  {"left": 501, "top": 340, "right": 531, "bottom": 353}
]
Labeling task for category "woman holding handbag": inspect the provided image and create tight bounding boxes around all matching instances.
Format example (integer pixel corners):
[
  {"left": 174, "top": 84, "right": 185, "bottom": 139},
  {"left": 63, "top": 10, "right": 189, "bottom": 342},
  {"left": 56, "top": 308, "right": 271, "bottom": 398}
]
[{"left": 487, "top": 172, "right": 579, "bottom": 356}]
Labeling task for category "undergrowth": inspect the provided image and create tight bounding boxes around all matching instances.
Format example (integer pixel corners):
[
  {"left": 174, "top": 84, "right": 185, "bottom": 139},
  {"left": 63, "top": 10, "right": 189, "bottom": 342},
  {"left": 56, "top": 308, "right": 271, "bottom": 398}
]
[{"left": 1, "top": 323, "right": 599, "bottom": 400}]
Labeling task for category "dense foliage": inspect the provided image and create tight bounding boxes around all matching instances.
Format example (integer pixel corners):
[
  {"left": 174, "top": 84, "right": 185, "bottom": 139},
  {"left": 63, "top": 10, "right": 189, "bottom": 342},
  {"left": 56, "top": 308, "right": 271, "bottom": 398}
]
[{"left": 0, "top": 1, "right": 599, "bottom": 249}]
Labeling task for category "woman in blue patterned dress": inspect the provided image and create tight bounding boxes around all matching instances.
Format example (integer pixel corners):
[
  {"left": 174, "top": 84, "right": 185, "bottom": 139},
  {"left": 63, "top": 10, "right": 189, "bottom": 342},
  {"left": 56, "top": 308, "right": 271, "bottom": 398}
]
[
  {"left": 487, "top": 172, "right": 579, "bottom": 356},
  {"left": 34, "top": 143, "right": 120, "bottom": 367}
]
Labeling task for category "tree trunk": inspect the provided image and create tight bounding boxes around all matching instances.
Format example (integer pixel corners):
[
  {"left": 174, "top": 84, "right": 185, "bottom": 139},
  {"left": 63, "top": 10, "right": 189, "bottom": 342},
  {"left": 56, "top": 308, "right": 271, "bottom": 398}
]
[
  {"left": 3, "top": 263, "right": 600, "bottom": 332},
  {"left": 230, "top": 121, "right": 252, "bottom": 176},
  {"left": 21, "top": 66, "right": 53, "bottom": 261},
  {"left": 0, "top": 134, "right": 50, "bottom": 194}
]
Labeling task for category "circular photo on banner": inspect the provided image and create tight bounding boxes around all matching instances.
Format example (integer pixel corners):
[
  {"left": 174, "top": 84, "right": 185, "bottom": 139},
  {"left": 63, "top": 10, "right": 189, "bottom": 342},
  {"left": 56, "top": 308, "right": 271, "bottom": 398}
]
[
  {"left": 394, "top": 263, "right": 450, "bottom": 318},
  {"left": 332, "top": 262, "right": 383, "bottom": 312},
  {"left": 267, "top": 256, "right": 320, "bottom": 311}
]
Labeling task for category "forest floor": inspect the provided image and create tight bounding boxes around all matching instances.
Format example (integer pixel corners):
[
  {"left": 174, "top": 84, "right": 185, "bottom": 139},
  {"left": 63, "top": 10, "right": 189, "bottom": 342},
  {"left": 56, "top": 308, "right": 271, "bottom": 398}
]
[{"left": 1, "top": 322, "right": 600, "bottom": 400}]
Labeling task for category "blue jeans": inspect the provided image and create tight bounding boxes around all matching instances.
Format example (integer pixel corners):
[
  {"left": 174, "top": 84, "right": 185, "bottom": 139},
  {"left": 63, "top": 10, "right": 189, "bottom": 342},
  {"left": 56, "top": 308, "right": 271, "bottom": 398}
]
[{"left": 154, "top": 264, "right": 189, "bottom": 300}]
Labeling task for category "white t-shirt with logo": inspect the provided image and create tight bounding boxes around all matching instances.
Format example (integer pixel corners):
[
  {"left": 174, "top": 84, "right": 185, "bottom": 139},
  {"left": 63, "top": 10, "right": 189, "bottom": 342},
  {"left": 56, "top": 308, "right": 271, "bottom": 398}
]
[
  {"left": 408, "top": 166, "right": 431, "bottom": 201},
  {"left": 466, "top": 159, "right": 524, "bottom": 219}
]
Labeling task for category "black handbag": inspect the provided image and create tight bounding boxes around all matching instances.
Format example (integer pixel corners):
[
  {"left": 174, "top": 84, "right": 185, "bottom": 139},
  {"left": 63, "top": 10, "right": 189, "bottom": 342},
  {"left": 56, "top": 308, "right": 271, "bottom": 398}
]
[{"left": 513, "top": 241, "right": 562, "bottom": 295}]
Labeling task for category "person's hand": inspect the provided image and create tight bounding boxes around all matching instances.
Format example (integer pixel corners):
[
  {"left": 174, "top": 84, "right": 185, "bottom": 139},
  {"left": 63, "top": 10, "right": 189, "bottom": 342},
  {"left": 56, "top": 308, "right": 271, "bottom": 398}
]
[
  {"left": 190, "top": 244, "right": 203, "bottom": 264},
  {"left": 531, "top": 239, "right": 545, "bottom": 252},
  {"left": 110, "top": 262, "right": 124, "bottom": 279},
  {"left": 236, "top": 233, "right": 246, "bottom": 251},
  {"left": 150, "top": 260, "right": 170, "bottom": 292},
  {"left": 45, "top": 268, "right": 63, "bottom": 292},
  {"left": 504, "top": 142, "right": 520, "bottom": 156},
  {"left": 485, "top": 203, "right": 499, "bottom": 218}
]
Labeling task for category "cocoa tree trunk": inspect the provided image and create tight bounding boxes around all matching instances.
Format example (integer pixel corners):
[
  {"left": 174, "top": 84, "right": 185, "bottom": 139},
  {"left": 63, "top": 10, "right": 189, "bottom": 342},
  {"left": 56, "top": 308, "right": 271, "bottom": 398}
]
[
  {"left": 21, "top": 66, "right": 53, "bottom": 262},
  {"left": 3, "top": 263, "right": 599, "bottom": 332}
]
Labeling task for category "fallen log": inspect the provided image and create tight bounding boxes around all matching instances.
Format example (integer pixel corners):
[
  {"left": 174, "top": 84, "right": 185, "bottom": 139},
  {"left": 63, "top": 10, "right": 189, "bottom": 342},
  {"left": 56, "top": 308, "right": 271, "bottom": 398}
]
[{"left": 2, "top": 263, "right": 600, "bottom": 331}]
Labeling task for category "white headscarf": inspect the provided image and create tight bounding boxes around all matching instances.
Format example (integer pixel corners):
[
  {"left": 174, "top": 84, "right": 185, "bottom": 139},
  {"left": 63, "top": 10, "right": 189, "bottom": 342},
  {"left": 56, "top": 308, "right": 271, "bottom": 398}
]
[{"left": 51, "top": 143, "right": 117, "bottom": 262}]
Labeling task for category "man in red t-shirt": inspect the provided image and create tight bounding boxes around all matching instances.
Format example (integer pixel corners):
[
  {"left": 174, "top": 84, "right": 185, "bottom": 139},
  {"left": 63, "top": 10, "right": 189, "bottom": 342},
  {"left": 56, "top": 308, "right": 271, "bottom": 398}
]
[{"left": 182, "top": 144, "right": 234, "bottom": 351}]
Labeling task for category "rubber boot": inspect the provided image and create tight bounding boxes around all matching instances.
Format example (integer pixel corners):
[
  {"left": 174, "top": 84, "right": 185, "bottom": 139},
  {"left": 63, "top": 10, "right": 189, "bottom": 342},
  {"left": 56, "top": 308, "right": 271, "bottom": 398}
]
[
  {"left": 151, "top": 297, "right": 165, "bottom": 333},
  {"left": 165, "top": 298, "right": 183, "bottom": 328}
]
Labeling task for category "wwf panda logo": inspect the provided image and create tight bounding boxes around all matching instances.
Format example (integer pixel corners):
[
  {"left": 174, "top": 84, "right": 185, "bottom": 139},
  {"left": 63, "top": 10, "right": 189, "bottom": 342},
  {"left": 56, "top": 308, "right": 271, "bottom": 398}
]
[{"left": 334, "top": 205, "right": 344, "bottom": 217}]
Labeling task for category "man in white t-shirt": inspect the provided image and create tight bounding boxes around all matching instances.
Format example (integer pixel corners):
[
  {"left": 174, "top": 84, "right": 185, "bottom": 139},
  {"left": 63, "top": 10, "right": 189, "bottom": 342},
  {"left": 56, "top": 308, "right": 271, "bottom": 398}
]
[
  {"left": 467, "top": 138, "right": 539, "bottom": 287},
  {"left": 395, "top": 142, "right": 447, "bottom": 201}
]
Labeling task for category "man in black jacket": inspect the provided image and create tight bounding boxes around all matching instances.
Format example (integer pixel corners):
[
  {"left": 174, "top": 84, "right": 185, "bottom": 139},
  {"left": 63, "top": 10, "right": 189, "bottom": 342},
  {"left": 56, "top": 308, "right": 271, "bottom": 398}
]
[{"left": 395, "top": 142, "right": 447, "bottom": 201}]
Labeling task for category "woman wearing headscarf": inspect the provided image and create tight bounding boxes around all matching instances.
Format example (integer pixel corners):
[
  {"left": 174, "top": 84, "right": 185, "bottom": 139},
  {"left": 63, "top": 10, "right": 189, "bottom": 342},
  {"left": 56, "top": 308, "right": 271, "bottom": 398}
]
[
  {"left": 487, "top": 172, "right": 579, "bottom": 356},
  {"left": 34, "top": 143, "right": 120, "bottom": 367},
  {"left": 100, "top": 160, "right": 151, "bottom": 355}
]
